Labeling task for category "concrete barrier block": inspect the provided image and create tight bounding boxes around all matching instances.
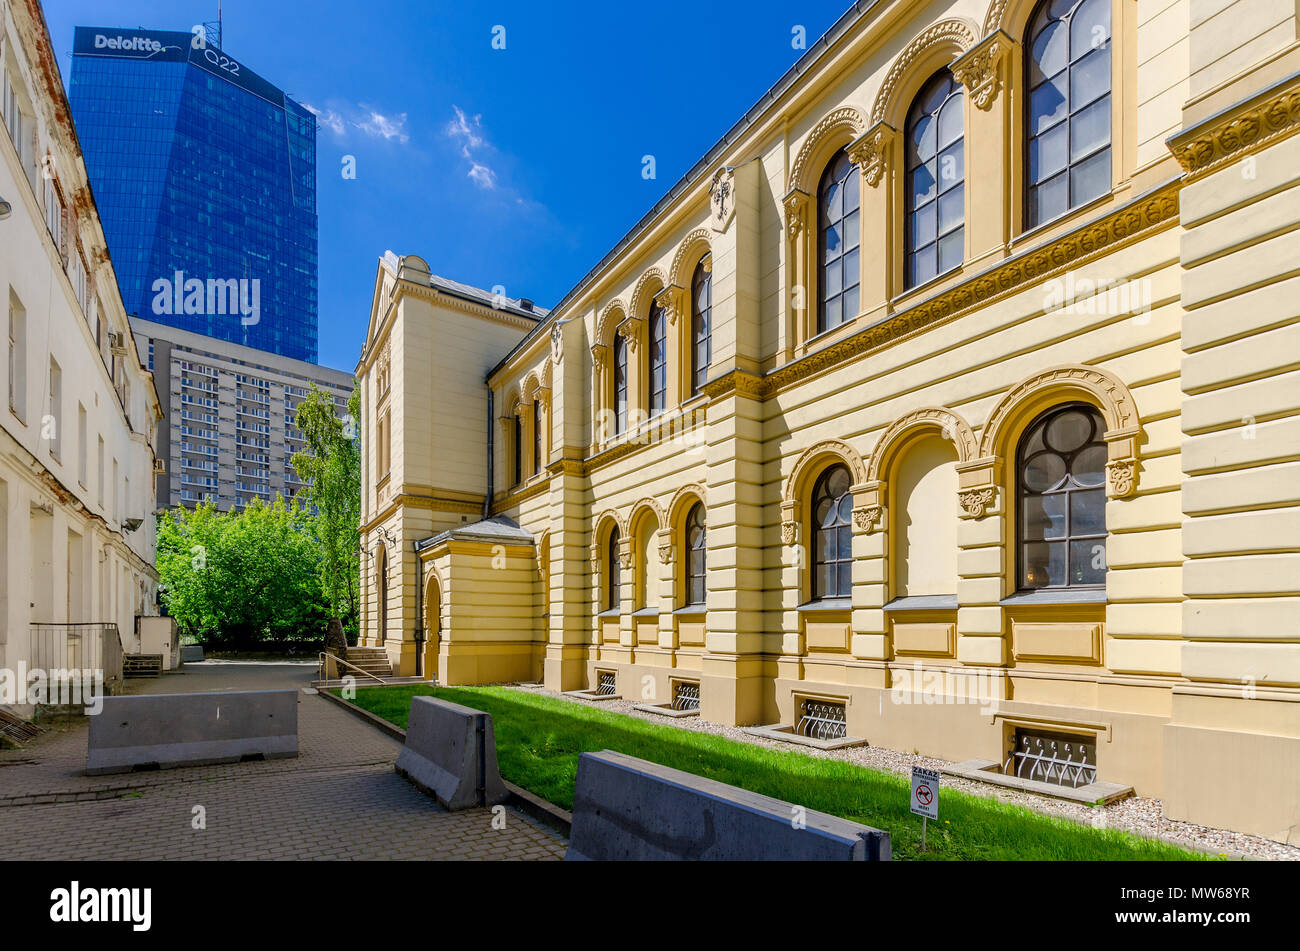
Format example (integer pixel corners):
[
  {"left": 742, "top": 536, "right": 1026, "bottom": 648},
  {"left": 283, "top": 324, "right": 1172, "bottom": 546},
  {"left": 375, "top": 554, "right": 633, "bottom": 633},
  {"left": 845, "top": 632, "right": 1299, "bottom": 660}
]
[
  {"left": 567, "top": 750, "right": 892, "bottom": 861},
  {"left": 394, "top": 696, "right": 508, "bottom": 810},
  {"left": 86, "top": 690, "right": 298, "bottom": 775},
  {"left": 180, "top": 645, "right": 204, "bottom": 663}
]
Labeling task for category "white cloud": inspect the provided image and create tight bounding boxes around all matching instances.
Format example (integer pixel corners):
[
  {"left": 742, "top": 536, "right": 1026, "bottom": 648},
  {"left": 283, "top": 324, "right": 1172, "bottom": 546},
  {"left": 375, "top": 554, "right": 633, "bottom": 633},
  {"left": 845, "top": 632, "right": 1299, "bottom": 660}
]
[
  {"left": 445, "top": 106, "right": 497, "bottom": 190},
  {"left": 302, "top": 103, "right": 345, "bottom": 136},
  {"left": 355, "top": 106, "right": 410, "bottom": 144}
]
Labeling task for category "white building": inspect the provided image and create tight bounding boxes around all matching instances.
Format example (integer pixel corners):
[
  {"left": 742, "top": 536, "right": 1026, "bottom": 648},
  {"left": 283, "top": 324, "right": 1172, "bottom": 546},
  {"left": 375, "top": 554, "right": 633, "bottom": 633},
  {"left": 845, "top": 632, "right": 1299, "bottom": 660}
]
[
  {"left": 0, "top": 0, "right": 162, "bottom": 697},
  {"left": 132, "top": 318, "right": 354, "bottom": 512}
]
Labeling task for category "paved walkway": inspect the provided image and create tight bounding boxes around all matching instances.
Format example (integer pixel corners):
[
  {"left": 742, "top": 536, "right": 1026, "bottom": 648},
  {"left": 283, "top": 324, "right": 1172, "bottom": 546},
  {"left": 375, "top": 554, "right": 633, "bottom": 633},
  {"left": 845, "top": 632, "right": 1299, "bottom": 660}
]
[{"left": 0, "top": 661, "right": 566, "bottom": 860}]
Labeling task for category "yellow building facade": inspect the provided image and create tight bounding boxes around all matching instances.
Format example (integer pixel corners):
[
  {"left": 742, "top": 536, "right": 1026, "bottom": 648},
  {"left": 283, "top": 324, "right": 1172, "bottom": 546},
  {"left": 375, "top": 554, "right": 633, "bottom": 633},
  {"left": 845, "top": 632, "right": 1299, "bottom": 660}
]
[{"left": 358, "top": 0, "right": 1300, "bottom": 841}]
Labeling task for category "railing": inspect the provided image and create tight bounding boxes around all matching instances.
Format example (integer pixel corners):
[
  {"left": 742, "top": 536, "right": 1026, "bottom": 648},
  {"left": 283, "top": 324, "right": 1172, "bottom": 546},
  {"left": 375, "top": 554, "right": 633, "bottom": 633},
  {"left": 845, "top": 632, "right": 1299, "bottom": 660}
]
[
  {"left": 1004, "top": 734, "right": 1098, "bottom": 788},
  {"left": 316, "top": 652, "right": 387, "bottom": 686},
  {"left": 28, "top": 622, "right": 124, "bottom": 692},
  {"left": 671, "top": 681, "right": 700, "bottom": 712},
  {"left": 796, "top": 699, "right": 848, "bottom": 740}
]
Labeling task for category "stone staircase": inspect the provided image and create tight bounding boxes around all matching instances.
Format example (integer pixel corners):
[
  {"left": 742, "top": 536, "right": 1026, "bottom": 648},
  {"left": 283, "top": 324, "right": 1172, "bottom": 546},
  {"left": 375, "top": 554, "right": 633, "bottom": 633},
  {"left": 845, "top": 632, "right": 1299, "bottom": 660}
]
[
  {"left": 339, "top": 647, "right": 394, "bottom": 680},
  {"left": 123, "top": 654, "right": 164, "bottom": 678}
]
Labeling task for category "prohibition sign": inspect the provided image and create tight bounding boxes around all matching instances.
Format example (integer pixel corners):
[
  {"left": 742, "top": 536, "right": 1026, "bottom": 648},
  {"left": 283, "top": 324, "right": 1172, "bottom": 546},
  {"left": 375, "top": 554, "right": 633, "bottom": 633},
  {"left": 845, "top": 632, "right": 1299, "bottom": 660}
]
[{"left": 915, "top": 783, "right": 933, "bottom": 807}]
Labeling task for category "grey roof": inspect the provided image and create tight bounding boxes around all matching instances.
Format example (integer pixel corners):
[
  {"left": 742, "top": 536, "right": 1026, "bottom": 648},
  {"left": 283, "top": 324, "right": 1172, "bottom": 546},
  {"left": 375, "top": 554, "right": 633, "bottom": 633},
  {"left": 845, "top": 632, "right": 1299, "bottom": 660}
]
[
  {"left": 428, "top": 273, "right": 550, "bottom": 322},
  {"left": 414, "top": 515, "right": 535, "bottom": 552}
]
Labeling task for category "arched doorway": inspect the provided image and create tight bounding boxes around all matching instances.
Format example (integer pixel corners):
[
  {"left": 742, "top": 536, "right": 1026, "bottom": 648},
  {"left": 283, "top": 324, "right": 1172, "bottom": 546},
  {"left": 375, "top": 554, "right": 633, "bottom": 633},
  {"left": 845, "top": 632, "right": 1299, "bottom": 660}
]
[
  {"left": 376, "top": 546, "right": 387, "bottom": 646},
  {"left": 422, "top": 573, "right": 441, "bottom": 682}
]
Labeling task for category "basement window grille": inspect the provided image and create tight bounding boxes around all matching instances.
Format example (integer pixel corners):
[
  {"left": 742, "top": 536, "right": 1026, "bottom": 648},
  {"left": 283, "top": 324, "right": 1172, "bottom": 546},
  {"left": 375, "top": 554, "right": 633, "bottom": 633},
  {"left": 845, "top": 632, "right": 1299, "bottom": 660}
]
[
  {"left": 1005, "top": 730, "right": 1097, "bottom": 788},
  {"left": 671, "top": 681, "right": 700, "bottom": 712},
  {"left": 596, "top": 671, "right": 616, "bottom": 696},
  {"left": 796, "top": 699, "right": 847, "bottom": 740}
]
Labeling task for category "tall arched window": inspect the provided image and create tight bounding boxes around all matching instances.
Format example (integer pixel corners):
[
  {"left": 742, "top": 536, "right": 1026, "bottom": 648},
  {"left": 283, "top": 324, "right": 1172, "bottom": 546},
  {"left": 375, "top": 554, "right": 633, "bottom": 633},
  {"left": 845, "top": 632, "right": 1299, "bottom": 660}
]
[
  {"left": 685, "top": 502, "right": 706, "bottom": 607},
  {"left": 691, "top": 261, "right": 712, "bottom": 394},
  {"left": 533, "top": 400, "right": 543, "bottom": 475},
  {"left": 817, "top": 150, "right": 861, "bottom": 334},
  {"left": 512, "top": 412, "right": 522, "bottom": 486},
  {"left": 1017, "top": 404, "right": 1107, "bottom": 590},
  {"left": 811, "top": 463, "right": 853, "bottom": 600},
  {"left": 1026, "top": 0, "right": 1112, "bottom": 228},
  {"left": 606, "top": 527, "right": 622, "bottom": 611},
  {"left": 613, "top": 334, "right": 628, "bottom": 434},
  {"left": 649, "top": 301, "right": 667, "bottom": 417},
  {"left": 905, "top": 70, "right": 964, "bottom": 289}
]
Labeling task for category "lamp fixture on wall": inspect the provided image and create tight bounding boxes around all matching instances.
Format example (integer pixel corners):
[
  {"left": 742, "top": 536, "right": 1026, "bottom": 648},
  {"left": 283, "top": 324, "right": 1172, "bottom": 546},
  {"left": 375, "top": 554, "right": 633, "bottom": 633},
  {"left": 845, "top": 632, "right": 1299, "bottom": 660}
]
[{"left": 0, "top": 195, "right": 11, "bottom": 220}]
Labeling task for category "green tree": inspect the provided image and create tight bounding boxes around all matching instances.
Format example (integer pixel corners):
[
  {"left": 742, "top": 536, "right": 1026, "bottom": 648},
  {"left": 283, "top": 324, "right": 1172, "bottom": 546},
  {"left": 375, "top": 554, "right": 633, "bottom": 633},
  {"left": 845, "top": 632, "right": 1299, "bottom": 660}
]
[
  {"left": 157, "top": 497, "right": 329, "bottom": 648},
  {"left": 291, "top": 383, "right": 361, "bottom": 637}
]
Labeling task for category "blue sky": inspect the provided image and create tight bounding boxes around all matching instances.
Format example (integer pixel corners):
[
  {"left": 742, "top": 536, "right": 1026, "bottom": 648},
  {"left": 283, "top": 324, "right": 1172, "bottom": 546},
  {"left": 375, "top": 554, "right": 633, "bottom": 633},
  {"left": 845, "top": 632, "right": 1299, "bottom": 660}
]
[{"left": 45, "top": 0, "right": 852, "bottom": 372}]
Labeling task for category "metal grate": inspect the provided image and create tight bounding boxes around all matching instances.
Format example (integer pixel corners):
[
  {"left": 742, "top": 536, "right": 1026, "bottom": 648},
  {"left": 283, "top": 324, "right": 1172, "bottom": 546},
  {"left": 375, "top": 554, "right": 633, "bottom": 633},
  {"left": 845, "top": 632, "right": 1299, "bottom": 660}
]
[
  {"left": 796, "top": 699, "right": 847, "bottom": 740},
  {"left": 1005, "top": 730, "right": 1097, "bottom": 788},
  {"left": 596, "top": 671, "right": 616, "bottom": 696},
  {"left": 671, "top": 681, "right": 700, "bottom": 712}
]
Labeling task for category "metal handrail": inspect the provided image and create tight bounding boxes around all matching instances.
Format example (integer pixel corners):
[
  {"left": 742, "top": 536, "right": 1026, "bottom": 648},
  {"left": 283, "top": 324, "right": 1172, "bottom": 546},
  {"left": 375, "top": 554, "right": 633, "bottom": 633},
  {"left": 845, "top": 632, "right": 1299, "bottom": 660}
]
[{"left": 316, "top": 651, "right": 387, "bottom": 686}]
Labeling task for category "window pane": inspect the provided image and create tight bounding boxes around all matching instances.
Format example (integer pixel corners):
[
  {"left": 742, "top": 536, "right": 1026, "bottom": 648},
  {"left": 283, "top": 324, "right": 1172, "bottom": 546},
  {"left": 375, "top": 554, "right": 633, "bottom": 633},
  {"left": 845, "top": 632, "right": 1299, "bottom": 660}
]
[
  {"left": 1071, "top": 0, "right": 1111, "bottom": 60},
  {"left": 1071, "top": 444, "right": 1106, "bottom": 486},
  {"left": 1069, "top": 146, "right": 1110, "bottom": 206},
  {"left": 910, "top": 114, "right": 936, "bottom": 164},
  {"left": 841, "top": 283, "right": 860, "bottom": 321},
  {"left": 911, "top": 161, "right": 937, "bottom": 207},
  {"left": 937, "top": 95, "right": 963, "bottom": 149},
  {"left": 822, "top": 296, "right": 842, "bottom": 330},
  {"left": 910, "top": 244, "right": 937, "bottom": 287},
  {"left": 843, "top": 163, "right": 860, "bottom": 210},
  {"left": 937, "top": 228, "right": 964, "bottom": 273},
  {"left": 1070, "top": 47, "right": 1110, "bottom": 109},
  {"left": 842, "top": 248, "right": 860, "bottom": 290},
  {"left": 1045, "top": 409, "right": 1092, "bottom": 452},
  {"left": 1029, "top": 20, "right": 1068, "bottom": 85},
  {"left": 824, "top": 221, "right": 842, "bottom": 257},
  {"left": 1029, "top": 173, "right": 1068, "bottom": 227},
  {"left": 823, "top": 261, "right": 842, "bottom": 297},
  {"left": 1030, "top": 72, "right": 1069, "bottom": 134},
  {"left": 1029, "top": 121, "right": 1068, "bottom": 183},
  {"left": 1070, "top": 488, "right": 1106, "bottom": 536},
  {"left": 843, "top": 210, "right": 860, "bottom": 250},
  {"left": 1023, "top": 492, "right": 1067, "bottom": 540},
  {"left": 1023, "top": 452, "right": 1066, "bottom": 491},
  {"left": 837, "top": 562, "right": 852, "bottom": 598},
  {"left": 912, "top": 202, "right": 937, "bottom": 245},
  {"left": 937, "top": 141, "right": 964, "bottom": 193},
  {"left": 837, "top": 524, "right": 852, "bottom": 559},
  {"left": 1022, "top": 541, "right": 1067, "bottom": 587},
  {"left": 1070, "top": 95, "right": 1111, "bottom": 161},
  {"left": 937, "top": 185, "right": 964, "bottom": 234},
  {"left": 1069, "top": 539, "right": 1106, "bottom": 585}
]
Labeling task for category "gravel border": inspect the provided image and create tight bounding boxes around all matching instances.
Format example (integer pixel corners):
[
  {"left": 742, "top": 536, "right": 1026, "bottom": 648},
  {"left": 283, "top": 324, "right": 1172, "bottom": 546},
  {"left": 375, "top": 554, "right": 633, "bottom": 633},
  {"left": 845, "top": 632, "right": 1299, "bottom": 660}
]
[{"left": 509, "top": 684, "right": 1299, "bottom": 861}]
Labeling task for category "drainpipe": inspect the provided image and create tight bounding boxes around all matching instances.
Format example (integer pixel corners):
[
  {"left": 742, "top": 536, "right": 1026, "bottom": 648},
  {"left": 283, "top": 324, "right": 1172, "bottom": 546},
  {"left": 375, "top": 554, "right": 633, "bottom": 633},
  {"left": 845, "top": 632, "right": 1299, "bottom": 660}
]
[
  {"left": 483, "top": 388, "right": 494, "bottom": 520},
  {"left": 413, "top": 540, "right": 424, "bottom": 679}
]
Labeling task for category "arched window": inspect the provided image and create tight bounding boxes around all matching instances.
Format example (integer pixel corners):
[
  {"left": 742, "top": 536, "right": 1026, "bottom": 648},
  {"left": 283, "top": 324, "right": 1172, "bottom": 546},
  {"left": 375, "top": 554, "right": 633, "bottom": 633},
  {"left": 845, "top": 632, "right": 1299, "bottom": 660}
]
[
  {"left": 606, "top": 527, "right": 622, "bottom": 611},
  {"left": 811, "top": 464, "right": 853, "bottom": 600},
  {"left": 905, "top": 70, "right": 964, "bottom": 289},
  {"left": 1017, "top": 404, "right": 1107, "bottom": 589},
  {"left": 1025, "top": 0, "right": 1112, "bottom": 228},
  {"left": 817, "top": 150, "right": 861, "bottom": 334},
  {"left": 685, "top": 502, "right": 706, "bottom": 607},
  {"left": 649, "top": 301, "right": 667, "bottom": 417},
  {"left": 512, "top": 412, "right": 522, "bottom": 486},
  {"left": 613, "top": 334, "right": 628, "bottom": 434},
  {"left": 533, "top": 400, "right": 543, "bottom": 475},
  {"left": 691, "top": 261, "right": 712, "bottom": 394}
]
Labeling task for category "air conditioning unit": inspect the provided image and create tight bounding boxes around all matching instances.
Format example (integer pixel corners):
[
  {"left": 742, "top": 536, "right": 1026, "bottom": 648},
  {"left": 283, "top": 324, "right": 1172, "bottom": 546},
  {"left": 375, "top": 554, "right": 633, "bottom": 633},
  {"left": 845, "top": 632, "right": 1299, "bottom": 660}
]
[{"left": 108, "top": 331, "right": 127, "bottom": 354}]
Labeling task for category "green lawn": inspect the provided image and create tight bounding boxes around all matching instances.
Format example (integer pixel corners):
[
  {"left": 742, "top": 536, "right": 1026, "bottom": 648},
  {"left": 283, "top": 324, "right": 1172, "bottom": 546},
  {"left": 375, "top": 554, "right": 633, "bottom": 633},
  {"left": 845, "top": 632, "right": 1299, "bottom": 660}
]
[{"left": 339, "top": 683, "right": 1207, "bottom": 861}]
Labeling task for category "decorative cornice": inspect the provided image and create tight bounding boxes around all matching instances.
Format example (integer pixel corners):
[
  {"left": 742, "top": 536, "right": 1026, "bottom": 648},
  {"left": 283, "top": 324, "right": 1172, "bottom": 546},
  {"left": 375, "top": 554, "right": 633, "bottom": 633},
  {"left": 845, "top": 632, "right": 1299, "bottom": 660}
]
[
  {"left": 698, "top": 368, "right": 767, "bottom": 401},
  {"left": 783, "top": 188, "right": 809, "bottom": 240},
  {"left": 757, "top": 181, "right": 1181, "bottom": 398},
  {"left": 951, "top": 30, "right": 1015, "bottom": 111},
  {"left": 1168, "top": 72, "right": 1300, "bottom": 179}
]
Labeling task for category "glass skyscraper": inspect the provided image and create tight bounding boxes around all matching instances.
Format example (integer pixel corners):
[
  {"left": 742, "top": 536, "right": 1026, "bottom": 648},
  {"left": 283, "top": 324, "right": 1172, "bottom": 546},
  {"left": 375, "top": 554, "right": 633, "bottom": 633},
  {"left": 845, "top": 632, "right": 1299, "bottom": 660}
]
[{"left": 68, "top": 27, "right": 318, "bottom": 362}]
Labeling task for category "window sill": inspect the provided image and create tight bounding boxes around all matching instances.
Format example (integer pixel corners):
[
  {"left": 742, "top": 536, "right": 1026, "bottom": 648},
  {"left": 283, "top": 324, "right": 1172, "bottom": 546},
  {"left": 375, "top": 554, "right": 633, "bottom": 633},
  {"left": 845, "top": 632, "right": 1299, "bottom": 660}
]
[
  {"left": 597, "top": 608, "right": 621, "bottom": 619},
  {"left": 797, "top": 598, "right": 852, "bottom": 613},
  {"left": 1001, "top": 589, "right": 1106, "bottom": 606},
  {"left": 631, "top": 607, "right": 658, "bottom": 618},
  {"left": 884, "top": 595, "right": 957, "bottom": 612},
  {"left": 1010, "top": 187, "right": 1119, "bottom": 251},
  {"left": 673, "top": 605, "right": 706, "bottom": 617},
  {"left": 890, "top": 263, "right": 964, "bottom": 309}
]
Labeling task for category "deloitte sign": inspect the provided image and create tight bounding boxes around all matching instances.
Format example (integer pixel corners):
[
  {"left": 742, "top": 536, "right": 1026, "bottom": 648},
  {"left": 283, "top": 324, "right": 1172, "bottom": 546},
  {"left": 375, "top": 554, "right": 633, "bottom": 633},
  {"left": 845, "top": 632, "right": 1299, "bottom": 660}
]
[{"left": 93, "top": 33, "right": 166, "bottom": 54}]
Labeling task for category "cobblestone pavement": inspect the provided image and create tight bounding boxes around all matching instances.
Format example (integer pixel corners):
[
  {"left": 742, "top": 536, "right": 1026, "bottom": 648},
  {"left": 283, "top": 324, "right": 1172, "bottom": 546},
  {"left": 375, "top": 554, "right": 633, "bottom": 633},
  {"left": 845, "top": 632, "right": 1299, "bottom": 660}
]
[{"left": 0, "top": 661, "right": 566, "bottom": 860}]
